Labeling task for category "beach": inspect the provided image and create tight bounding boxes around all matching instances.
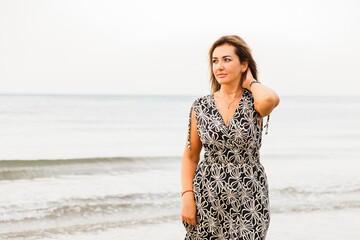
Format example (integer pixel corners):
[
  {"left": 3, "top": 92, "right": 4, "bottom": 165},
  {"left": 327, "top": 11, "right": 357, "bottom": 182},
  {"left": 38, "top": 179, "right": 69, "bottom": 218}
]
[{"left": 0, "top": 94, "right": 359, "bottom": 239}]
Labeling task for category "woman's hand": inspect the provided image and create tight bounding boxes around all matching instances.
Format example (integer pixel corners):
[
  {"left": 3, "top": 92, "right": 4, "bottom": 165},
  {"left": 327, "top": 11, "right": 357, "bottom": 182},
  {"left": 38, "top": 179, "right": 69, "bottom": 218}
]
[
  {"left": 241, "top": 67, "right": 280, "bottom": 116},
  {"left": 181, "top": 193, "right": 197, "bottom": 225},
  {"left": 242, "top": 68, "right": 256, "bottom": 90}
]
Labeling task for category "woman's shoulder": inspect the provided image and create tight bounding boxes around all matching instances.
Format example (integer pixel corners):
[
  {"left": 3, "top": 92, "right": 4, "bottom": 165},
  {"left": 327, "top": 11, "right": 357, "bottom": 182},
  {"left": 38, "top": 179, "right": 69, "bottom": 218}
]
[{"left": 191, "top": 93, "right": 212, "bottom": 107}]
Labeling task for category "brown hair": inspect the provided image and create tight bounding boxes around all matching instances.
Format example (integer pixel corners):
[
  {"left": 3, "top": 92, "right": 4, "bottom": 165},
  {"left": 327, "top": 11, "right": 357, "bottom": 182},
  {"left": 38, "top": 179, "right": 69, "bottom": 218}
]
[{"left": 209, "top": 35, "right": 258, "bottom": 93}]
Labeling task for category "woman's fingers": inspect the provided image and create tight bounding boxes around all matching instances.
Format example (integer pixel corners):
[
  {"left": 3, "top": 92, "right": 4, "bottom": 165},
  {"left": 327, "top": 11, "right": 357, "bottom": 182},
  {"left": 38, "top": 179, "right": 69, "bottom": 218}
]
[
  {"left": 182, "top": 215, "right": 196, "bottom": 226},
  {"left": 189, "top": 217, "right": 196, "bottom": 225}
]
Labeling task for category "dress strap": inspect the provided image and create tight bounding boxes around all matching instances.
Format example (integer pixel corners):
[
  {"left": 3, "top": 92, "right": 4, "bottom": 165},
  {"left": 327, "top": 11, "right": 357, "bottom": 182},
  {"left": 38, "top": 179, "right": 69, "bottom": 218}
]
[
  {"left": 264, "top": 114, "right": 270, "bottom": 135},
  {"left": 187, "top": 104, "right": 193, "bottom": 151}
]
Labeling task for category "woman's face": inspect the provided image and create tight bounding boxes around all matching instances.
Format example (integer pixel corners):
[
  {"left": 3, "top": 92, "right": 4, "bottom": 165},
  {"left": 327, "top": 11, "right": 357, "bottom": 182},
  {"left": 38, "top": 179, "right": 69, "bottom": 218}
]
[{"left": 212, "top": 44, "right": 246, "bottom": 86}]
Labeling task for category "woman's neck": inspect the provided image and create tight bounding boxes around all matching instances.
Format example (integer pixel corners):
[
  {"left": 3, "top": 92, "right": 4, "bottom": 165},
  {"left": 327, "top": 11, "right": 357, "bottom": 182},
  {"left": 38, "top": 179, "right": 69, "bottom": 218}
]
[{"left": 218, "top": 84, "right": 243, "bottom": 99}]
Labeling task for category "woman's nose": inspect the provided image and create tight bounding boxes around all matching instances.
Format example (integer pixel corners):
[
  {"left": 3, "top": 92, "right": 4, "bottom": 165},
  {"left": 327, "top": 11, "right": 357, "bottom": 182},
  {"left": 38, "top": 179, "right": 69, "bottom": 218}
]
[{"left": 217, "top": 61, "right": 224, "bottom": 70}]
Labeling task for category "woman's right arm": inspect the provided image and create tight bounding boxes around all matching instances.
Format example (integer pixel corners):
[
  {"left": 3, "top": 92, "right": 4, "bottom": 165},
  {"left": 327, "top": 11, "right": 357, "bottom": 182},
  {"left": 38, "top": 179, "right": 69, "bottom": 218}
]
[{"left": 181, "top": 107, "right": 202, "bottom": 226}]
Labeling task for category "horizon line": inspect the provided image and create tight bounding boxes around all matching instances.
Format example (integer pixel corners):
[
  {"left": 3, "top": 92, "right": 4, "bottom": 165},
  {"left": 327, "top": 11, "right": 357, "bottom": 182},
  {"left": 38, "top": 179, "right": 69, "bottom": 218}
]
[{"left": 0, "top": 92, "right": 359, "bottom": 97}]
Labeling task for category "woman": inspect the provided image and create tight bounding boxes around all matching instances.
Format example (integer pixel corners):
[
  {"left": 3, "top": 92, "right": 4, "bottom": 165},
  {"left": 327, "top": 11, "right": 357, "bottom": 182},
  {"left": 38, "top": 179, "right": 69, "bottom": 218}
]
[{"left": 181, "top": 35, "right": 280, "bottom": 239}]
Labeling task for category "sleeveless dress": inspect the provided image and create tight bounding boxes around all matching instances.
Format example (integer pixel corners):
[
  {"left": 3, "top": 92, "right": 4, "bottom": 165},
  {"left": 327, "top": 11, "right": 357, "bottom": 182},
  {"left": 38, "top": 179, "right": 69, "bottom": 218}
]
[{"left": 183, "top": 89, "right": 270, "bottom": 240}]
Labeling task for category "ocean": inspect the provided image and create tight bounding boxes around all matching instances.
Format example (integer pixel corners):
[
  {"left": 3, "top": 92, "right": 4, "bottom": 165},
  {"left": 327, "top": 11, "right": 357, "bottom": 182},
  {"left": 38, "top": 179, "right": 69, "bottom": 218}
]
[{"left": 0, "top": 94, "right": 359, "bottom": 240}]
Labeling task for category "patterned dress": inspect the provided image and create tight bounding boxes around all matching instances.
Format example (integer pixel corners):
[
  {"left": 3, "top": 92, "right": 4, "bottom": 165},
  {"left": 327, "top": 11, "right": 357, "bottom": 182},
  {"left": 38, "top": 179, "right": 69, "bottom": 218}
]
[{"left": 183, "top": 89, "right": 270, "bottom": 240}]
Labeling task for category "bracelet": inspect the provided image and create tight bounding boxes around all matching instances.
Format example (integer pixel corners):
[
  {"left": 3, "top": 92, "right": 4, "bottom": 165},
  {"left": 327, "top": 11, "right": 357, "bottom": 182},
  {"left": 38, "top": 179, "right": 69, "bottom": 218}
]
[
  {"left": 249, "top": 80, "right": 261, "bottom": 88},
  {"left": 181, "top": 190, "right": 194, "bottom": 197}
]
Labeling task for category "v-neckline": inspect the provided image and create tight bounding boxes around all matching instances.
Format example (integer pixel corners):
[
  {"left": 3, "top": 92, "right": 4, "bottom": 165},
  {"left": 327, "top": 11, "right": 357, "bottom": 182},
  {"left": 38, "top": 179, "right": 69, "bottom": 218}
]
[{"left": 211, "top": 89, "right": 246, "bottom": 128}]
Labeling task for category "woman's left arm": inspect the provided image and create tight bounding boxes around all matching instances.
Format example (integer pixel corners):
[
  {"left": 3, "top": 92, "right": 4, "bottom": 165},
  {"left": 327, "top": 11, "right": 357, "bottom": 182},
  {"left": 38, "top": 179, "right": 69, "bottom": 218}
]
[{"left": 242, "top": 69, "right": 280, "bottom": 117}]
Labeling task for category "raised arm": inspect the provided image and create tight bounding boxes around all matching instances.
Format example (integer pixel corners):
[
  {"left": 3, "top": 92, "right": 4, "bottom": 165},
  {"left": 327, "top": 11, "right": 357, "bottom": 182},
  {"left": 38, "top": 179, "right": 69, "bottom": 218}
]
[
  {"left": 250, "top": 82, "right": 280, "bottom": 117},
  {"left": 242, "top": 68, "right": 280, "bottom": 117},
  {"left": 181, "top": 107, "right": 202, "bottom": 226}
]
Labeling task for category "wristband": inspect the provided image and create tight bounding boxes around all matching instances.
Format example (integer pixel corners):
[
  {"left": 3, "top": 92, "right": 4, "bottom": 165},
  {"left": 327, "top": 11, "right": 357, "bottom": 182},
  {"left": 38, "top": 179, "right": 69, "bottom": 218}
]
[
  {"left": 181, "top": 190, "right": 194, "bottom": 197},
  {"left": 249, "top": 80, "right": 261, "bottom": 88}
]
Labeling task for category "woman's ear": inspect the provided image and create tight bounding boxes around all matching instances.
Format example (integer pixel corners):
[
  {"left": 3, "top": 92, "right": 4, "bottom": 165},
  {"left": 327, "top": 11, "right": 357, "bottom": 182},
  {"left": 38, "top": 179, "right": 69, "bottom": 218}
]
[{"left": 241, "top": 60, "right": 249, "bottom": 73}]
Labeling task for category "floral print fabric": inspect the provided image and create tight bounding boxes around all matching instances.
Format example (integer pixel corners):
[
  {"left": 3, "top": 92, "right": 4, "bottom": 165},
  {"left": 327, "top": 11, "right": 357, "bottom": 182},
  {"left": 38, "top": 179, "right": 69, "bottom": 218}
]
[{"left": 184, "top": 89, "right": 270, "bottom": 240}]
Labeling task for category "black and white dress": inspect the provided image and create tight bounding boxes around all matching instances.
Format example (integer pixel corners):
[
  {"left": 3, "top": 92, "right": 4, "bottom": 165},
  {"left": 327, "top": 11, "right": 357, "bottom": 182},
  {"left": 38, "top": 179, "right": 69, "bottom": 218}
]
[{"left": 183, "top": 89, "right": 270, "bottom": 240}]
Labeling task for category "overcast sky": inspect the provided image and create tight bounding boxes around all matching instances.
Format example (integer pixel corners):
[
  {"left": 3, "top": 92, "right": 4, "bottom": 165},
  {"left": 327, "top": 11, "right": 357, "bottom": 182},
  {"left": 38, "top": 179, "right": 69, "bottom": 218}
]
[{"left": 0, "top": 0, "right": 359, "bottom": 96}]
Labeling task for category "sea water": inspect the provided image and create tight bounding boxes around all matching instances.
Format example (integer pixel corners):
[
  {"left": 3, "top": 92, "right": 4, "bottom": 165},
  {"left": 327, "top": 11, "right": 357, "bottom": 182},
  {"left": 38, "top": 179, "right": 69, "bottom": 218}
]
[{"left": 0, "top": 94, "right": 359, "bottom": 240}]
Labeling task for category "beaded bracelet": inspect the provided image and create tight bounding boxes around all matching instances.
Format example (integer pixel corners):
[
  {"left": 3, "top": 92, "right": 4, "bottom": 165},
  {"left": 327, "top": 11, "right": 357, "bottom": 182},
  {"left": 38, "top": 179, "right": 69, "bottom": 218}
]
[{"left": 181, "top": 190, "right": 194, "bottom": 197}]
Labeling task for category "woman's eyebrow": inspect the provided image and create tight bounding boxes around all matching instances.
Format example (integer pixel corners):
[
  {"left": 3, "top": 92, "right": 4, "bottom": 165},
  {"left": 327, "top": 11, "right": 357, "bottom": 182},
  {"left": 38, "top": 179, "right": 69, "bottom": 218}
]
[{"left": 212, "top": 55, "right": 232, "bottom": 59}]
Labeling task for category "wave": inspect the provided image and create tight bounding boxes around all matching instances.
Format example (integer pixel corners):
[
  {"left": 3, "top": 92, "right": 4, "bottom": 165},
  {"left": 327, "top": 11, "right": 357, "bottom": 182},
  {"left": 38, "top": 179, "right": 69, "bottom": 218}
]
[
  {"left": 0, "top": 211, "right": 179, "bottom": 240},
  {"left": 1, "top": 189, "right": 359, "bottom": 239},
  {"left": 270, "top": 186, "right": 360, "bottom": 213},
  {"left": 272, "top": 186, "right": 360, "bottom": 195},
  {"left": 1, "top": 188, "right": 359, "bottom": 223},
  {"left": 272, "top": 200, "right": 360, "bottom": 213},
  {"left": 0, "top": 192, "right": 180, "bottom": 223},
  {"left": 0, "top": 156, "right": 180, "bottom": 180},
  {"left": 0, "top": 156, "right": 179, "bottom": 167}
]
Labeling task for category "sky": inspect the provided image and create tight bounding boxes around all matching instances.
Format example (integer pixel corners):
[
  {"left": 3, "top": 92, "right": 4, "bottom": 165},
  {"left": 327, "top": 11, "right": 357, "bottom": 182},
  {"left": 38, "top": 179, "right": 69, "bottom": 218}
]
[{"left": 0, "top": 0, "right": 359, "bottom": 96}]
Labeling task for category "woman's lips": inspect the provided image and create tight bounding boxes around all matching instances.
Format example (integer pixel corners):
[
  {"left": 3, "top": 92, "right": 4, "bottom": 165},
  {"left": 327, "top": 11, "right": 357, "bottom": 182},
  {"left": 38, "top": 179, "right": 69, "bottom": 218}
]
[{"left": 217, "top": 74, "right": 227, "bottom": 78}]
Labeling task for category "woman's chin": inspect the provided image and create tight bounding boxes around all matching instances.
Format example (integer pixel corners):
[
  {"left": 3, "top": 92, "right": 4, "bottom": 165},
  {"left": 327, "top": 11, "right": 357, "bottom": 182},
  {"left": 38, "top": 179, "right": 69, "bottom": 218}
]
[{"left": 216, "top": 79, "right": 232, "bottom": 85}]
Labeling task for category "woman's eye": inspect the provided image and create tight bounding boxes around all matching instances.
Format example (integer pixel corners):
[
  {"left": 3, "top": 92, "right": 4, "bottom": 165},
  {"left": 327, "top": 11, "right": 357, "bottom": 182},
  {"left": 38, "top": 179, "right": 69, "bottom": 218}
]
[
  {"left": 224, "top": 58, "right": 231, "bottom": 62},
  {"left": 212, "top": 60, "right": 218, "bottom": 63}
]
